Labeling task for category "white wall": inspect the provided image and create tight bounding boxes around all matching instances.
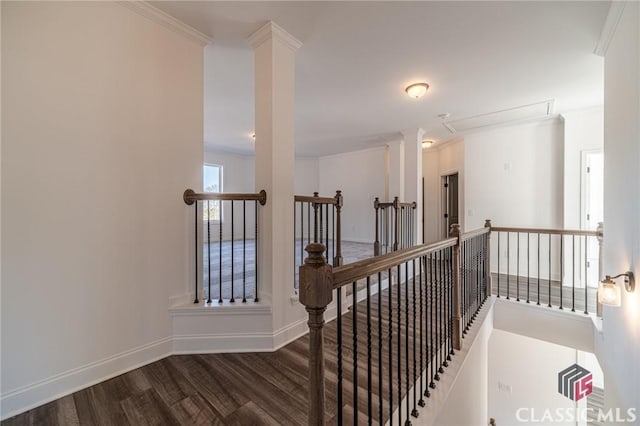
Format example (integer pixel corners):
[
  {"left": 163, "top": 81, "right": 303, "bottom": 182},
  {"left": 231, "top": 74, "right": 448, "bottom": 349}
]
[
  {"left": 319, "top": 147, "right": 386, "bottom": 243},
  {"left": 488, "top": 329, "right": 578, "bottom": 426},
  {"left": 561, "top": 107, "right": 604, "bottom": 230},
  {"left": 465, "top": 119, "right": 564, "bottom": 231},
  {"left": 1, "top": 2, "right": 203, "bottom": 418},
  {"left": 422, "top": 139, "right": 465, "bottom": 243},
  {"left": 597, "top": 1, "right": 640, "bottom": 415},
  {"left": 295, "top": 157, "right": 320, "bottom": 196}
]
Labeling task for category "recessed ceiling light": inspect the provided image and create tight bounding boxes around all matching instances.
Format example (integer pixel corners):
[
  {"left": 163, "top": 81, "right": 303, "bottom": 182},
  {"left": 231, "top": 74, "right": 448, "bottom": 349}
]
[
  {"left": 405, "top": 82, "right": 429, "bottom": 99},
  {"left": 422, "top": 140, "right": 434, "bottom": 148}
]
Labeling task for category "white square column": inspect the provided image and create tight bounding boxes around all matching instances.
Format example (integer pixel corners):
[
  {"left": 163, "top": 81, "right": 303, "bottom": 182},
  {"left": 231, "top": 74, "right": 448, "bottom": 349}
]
[
  {"left": 402, "top": 128, "right": 425, "bottom": 244},
  {"left": 386, "top": 138, "right": 405, "bottom": 201},
  {"left": 249, "top": 22, "right": 302, "bottom": 330}
]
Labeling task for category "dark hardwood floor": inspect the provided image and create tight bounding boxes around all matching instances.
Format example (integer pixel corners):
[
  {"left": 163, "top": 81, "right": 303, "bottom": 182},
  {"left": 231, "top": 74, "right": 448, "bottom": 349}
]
[{"left": 3, "top": 272, "right": 464, "bottom": 426}]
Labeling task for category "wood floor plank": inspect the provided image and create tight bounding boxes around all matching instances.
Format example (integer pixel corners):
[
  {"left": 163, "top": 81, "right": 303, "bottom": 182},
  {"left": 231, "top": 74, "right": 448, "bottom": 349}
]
[
  {"left": 222, "top": 402, "right": 281, "bottom": 426},
  {"left": 170, "top": 394, "right": 224, "bottom": 426},
  {"left": 121, "top": 388, "right": 181, "bottom": 426}
]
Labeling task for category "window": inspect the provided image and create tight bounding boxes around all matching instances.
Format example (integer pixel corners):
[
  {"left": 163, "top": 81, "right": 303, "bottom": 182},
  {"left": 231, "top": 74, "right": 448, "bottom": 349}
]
[{"left": 203, "top": 164, "right": 222, "bottom": 221}]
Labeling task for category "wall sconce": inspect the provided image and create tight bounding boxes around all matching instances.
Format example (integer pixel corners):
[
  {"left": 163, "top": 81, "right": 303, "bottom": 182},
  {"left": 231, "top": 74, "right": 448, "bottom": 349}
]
[{"left": 598, "top": 271, "right": 635, "bottom": 307}]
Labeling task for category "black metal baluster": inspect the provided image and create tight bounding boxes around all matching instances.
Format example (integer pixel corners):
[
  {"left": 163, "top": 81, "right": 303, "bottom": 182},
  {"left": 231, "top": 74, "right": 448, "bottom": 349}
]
[
  {"left": 378, "top": 271, "right": 384, "bottom": 423},
  {"left": 326, "top": 204, "right": 330, "bottom": 258},
  {"left": 332, "top": 206, "right": 335, "bottom": 266},
  {"left": 230, "top": 201, "right": 235, "bottom": 303},
  {"left": 353, "top": 281, "right": 359, "bottom": 425},
  {"left": 506, "top": 232, "right": 510, "bottom": 300},
  {"left": 548, "top": 234, "right": 552, "bottom": 308},
  {"left": 337, "top": 288, "right": 343, "bottom": 424},
  {"left": 516, "top": 232, "right": 520, "bottom": 302},
  {"left": 388, "top": 267, "right": 394, "bottom": 425},
  {"left": 207, "top": 201, "right": 212, "bottom": 304},
  {"left": 194, "top": 201, "right": 199, "bottom": 304},
  {"left": 367, "top": 276, "right": 372, "bottom": 425},
  {"left": 397, "top": 264, "right": 402, "bottom": 426},
  {"left": 537, "top": 233, "right": 541, "bottom": 306},
  {"left": 572, "top": 235, "right": 576, "bottom": 312},
  {"left": 419, "top": 256, "right": 426, "bottom": 406},
  {"left": 319, "top": 201, "right": 323, "bottom": 245},
  {"left": 412, "top": 258, "right": 419, "bottom": 419},
  {"left": 560, "top": 235, "right": 564, "bottom": 310},
  {"left": 254, "top": 200, "right": 259, "bottom": 302},
  {"left": 300, "top": 202, "right": 304, "bottom": 276},
  {"left": 497, "top": 232, "right": 500, "bottom": 297},
  {"left": 242, "top": 201, "right": 246, "bottom": 302},
  {"left": 527, "top": 233, "right": 530, "bottom": 303},
  {"left": 438, "top": 250, "right": 444, "bottom": 375},
  {"left": 219, "top": 201, "right": 223, "bottom": 303},
  {"left": 405, "top": 261, "right": 411, "bottom": 425},
  {"left": 429, "top": 252, "right": 436, "bottom": 390},
  {"left": 449, "top": 245, "right": 455, "bottom": 357},
  {"left": 444, "top": 248, "right": 451, "bottom": 364}
]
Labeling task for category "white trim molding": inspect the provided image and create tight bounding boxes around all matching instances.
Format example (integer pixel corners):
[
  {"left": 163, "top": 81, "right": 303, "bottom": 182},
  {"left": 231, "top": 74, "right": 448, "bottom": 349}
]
[
  {"left": 1, "top": 337, "right": 173, "bottom": 421},
  {"left": 248, "top": 21, "right": 303, "bottom": 51},
  {"left": 117, "top": 1, "right": 213, "bottom": 46},
  {"left": 594, "top": 2, "right": 626, "bottom": 56}
]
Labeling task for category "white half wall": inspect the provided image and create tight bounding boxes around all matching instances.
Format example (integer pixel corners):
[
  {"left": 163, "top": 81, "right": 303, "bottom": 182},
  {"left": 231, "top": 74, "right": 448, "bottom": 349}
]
[
  {"left": 1, "top": 2, "right": 203, "bottom": 418},
  {"left": 319, "top": 146, "right": 386, "bottom": 243},
  {"left": 488, "top": 329, "right": 578, "bottom": 426}
]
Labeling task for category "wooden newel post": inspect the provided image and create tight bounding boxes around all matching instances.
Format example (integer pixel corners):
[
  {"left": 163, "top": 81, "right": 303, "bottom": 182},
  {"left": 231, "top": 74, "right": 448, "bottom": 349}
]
[
  {"left": 299, "top": 243, "right": 333, "bottom": 426},
  {"left": 596, "top": 222, "right": 604, "bottom": 318},
  {"left": 450, "top": 224, "right": 463, "bottom": 350},
  {"left": 374, "top": 197, "right": 381, "bottom": 256},
  {"left": 334, "top": 191, "right": 344, "bottom": 266},
  {"left": 484, "top": 219, "right": 492, "bottom": 299}
]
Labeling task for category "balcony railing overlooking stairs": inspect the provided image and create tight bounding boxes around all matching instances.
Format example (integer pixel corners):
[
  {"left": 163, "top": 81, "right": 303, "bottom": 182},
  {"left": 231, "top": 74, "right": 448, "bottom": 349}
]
[
  {"left": 183, "top": 189, "right": 267, "bottom": 304},
  {"left": 299, "top": 224, "right": 490, "bottom": 424},
  {"left": 490, "top": 222, "right": 603, "bottom": 314},
  {"left": 374, "top": 197, "right": 417, "bottom": 256}
]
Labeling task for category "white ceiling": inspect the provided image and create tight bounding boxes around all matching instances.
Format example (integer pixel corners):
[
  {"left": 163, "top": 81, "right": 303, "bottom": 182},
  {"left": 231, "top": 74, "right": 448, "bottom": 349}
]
[{"left": 151, "top": 1, "right": 609, "bottom": 157}]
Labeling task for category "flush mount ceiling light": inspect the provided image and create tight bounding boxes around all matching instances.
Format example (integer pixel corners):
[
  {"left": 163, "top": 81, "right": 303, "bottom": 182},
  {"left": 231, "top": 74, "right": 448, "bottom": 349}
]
[
  {"left": 405, "top": 83, "right": 429, "bottom": 99},
  {"left": 251, "top": 133, "right": 256, "bottom": 140},
  {"left": 422, "top": 140, "right": 434, "bottom": 148}
]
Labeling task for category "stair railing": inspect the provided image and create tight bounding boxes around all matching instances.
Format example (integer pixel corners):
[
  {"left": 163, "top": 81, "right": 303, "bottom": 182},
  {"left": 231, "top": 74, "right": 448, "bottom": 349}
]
[{"left": 300, "top": 224, "right": 490, "bottom": 424}]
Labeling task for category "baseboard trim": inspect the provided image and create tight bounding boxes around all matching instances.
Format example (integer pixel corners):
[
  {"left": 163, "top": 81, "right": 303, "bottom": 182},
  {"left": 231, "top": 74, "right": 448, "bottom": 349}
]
[
  {"left": 172, "top": 332, "right": 275, "bottom": 354},
  {"left": 1, "top": 336, "right": 173, "bottom": 421}
]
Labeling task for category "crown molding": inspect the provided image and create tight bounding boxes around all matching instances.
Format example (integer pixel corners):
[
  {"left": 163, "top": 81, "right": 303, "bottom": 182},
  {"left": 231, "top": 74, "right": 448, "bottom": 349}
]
[
  {"left": 248, "top": 21, "right": 303, "bottom": 51},
  {"left": 594, "top": 2, "right": 626, "bottom": 56},
  {"left": 117, "top": 1, "right": 213, "bottom": 46}
]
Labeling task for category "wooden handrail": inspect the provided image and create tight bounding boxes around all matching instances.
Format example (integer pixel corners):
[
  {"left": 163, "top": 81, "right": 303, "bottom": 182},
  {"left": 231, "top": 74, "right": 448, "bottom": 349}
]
[
  {"left": 490, "top": 226, "right": 599, "bottom": 237},
  {"left": 332, "top": 237, "right": 457, "bottom": 289},
  {"left": 183, "top": 189, "right": 267, "bottom": 206},
  {"left": 294, "top": 194, "right": 337, "bottom": 204},
  {"left": 460, "top": 226, "right": 491, "bottom": 242}
]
